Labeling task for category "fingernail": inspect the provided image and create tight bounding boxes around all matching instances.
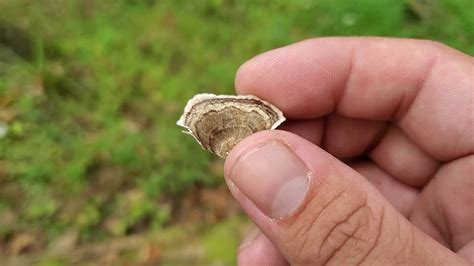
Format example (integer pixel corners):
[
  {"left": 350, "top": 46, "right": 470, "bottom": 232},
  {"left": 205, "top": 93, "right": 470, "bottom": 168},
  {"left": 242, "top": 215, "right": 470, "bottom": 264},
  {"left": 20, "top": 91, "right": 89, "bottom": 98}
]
[
  {"left": 238, "top": 227, "right": 260, "bottom": 251},
  {"left": 230, "top": 141, "right": 310, "bottom": 218}
]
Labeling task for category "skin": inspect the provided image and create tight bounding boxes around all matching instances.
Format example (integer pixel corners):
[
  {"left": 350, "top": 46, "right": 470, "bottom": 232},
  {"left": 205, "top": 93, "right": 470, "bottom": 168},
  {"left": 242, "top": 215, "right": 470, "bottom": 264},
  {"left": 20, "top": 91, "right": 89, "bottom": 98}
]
[{"left": 224, "top": 37, "right": 473, "bottom": 265}]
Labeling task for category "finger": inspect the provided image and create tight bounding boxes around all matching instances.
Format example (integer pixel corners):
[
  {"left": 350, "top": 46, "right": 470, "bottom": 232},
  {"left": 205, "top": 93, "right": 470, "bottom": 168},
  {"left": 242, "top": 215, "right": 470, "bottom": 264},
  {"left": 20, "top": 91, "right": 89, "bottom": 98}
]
[
  {"left": 322, "top": 114, "right": 386, "bottom": 158},
  {"left": 238, "top": 227, "right": 288, "bottom": 266},
  {"left": 236, "top": 37, "right": 473, "bottom": 161},
  {"left": 225, "top": 130, "right": 468, "bottom": 265},
  {"left": 370, "top": 126, "right": 440, "bottom": 187},
  {"left": 457, "top": 241, "right": 474, "bottom": 264},
  {"left": 279, "top": 118, "right": 324, "bottom": 145},
  {"left": 285, "top": 117, "right": 440, "bottom": 187},
  {"left": 350, "top": 161, "right": 419, "bottom": 217},
  {"left": 409, "top": 155, "right": 474, "bottom": 263}
]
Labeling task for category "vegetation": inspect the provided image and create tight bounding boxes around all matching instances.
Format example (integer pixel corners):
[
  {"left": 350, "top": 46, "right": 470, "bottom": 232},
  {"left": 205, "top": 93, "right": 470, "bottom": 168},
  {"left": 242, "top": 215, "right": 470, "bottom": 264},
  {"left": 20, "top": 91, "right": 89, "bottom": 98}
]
[{"left": 0, "top": 0, "right": 472, "bottom": 264}]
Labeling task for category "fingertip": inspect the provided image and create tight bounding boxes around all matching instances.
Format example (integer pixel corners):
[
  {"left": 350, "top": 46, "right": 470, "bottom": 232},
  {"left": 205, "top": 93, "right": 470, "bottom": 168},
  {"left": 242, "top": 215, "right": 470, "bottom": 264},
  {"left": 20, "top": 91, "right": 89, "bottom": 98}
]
[
  {"left": 224, "top": 129, "right": 328, "bottom": 181},
  {"left": 233, "top": 38, "right": 351, "bottom": 118},
  {"left": 224, "top": 130, "right": 317, "bottom": 219},
  {"left": 234, "top": 58, "right": 255, "bottom": 95},
  {"left": 224, "top": 130, "right": 304, "bottom": 179},
  {"left": 224, "top": 130, "right": 276, "bottom": 179},
  {"left": 234, "top": 50, "right": 274, "bottom": 96}
]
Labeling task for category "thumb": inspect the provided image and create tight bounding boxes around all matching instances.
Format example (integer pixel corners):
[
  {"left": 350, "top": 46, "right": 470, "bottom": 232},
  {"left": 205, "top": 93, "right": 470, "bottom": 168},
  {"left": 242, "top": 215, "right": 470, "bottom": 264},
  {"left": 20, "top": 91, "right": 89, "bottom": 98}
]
[{"left": 225, "top": 130, "right": 467, "bottom": 266}]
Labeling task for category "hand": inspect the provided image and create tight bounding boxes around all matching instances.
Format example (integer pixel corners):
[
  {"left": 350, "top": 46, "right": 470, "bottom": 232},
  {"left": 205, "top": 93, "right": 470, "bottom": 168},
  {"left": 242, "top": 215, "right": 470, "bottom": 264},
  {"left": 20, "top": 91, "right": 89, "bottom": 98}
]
[{"left": 224, "top": 37, "right": 473, "bottom": 265}]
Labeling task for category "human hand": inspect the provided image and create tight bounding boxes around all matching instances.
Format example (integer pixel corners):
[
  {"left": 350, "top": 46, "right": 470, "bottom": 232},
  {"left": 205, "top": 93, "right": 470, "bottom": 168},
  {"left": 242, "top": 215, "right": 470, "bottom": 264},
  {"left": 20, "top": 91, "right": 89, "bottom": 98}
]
[{"left": 225, "top": 37, "right": 473, "bottom": 265}]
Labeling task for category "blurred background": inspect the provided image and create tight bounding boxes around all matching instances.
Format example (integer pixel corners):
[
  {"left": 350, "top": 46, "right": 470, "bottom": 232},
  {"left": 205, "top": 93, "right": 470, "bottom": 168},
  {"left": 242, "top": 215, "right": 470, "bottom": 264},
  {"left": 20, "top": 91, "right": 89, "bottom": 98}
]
[{"left": 0, "top": 0, "right": 472, "bottom": 265}]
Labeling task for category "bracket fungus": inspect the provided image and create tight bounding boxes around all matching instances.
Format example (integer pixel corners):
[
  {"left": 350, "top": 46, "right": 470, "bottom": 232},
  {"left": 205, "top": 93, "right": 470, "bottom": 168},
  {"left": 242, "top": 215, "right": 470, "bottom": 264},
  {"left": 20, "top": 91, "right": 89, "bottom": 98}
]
[{"left": 177, "top": 94, "right": 286, "bottom": 158}]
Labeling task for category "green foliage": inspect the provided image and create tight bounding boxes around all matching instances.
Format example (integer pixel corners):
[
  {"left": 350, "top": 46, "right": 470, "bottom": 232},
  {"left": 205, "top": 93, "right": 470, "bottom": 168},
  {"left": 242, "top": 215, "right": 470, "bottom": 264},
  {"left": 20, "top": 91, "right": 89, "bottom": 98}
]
[
  {"left": 0, "top": 0, "right": 472, "bottom": 262},
  {"left": 201, "top": 216, "right": 246, "bottom": 265}
]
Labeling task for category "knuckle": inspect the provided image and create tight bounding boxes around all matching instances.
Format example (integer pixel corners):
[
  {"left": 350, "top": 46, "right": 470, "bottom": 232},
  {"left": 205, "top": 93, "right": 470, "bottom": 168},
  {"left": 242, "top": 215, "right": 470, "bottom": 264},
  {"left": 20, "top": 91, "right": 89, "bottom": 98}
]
[
  {"left": 284, "top": 189, "right": 349, "bottom": 265},
  {"left": 392, "top": 220, "right": 417, "bottom": 264},
  {"left": 319, "top": 202, "right": 383, "bottom": 265},
  {"left": 285, "top": 188, "right": 385, "bottom": 265}
]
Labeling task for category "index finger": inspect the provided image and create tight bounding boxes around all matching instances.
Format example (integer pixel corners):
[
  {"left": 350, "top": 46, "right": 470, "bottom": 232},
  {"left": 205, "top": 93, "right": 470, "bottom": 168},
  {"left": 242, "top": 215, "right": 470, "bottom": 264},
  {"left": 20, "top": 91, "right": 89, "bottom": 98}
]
[{"left": 235, "top": 37, "right": 473, "bottom": 160}]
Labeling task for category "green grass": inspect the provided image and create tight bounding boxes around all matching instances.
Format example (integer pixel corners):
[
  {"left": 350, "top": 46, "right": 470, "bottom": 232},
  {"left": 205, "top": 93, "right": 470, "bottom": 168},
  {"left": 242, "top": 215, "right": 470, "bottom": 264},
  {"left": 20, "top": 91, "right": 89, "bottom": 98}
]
[{"left": 0, "top": 0, "right": 473, "bottom": 263}]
